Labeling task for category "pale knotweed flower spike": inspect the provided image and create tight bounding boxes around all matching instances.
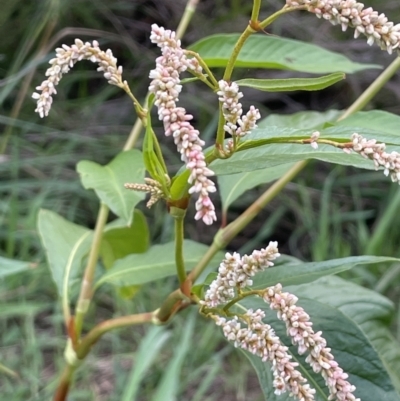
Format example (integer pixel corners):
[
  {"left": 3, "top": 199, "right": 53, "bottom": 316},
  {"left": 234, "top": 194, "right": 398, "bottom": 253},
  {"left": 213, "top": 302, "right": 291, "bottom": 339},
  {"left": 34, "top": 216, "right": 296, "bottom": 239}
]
[
  {"left": 32, "top": 39, "right": 125, "bottom": 118},
  {"left": 350, "top": 133, "right": 400, "bottom": 183},
  {"left": 286, "top": 0, "right": 400, "bottom": 55},
  {"left": 148, "top": 24, "right": 217, "bottom": 225},
  {"left": 309, "top": 131, "right": 400, "bottom": 183},
  {"left": 203, "top": 242, "right": 360, "bottom": 401},
  {"left": 217, "top": 80, "right": 261, "bottom": 142}
]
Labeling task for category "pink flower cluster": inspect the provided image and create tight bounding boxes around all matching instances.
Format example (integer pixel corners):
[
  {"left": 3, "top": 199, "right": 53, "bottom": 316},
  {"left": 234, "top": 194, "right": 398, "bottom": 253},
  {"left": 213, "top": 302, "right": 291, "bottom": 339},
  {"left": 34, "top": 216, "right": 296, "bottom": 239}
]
[
  {"left": 264, "top": 284, "right": 360, "bottom": 401},
  {"left": 149, "top": 24, "right": 217, "bottom": 225},
  {"left": 310, "top": 131, "right": 320, "bottom": 149},
  {"left": 215, "top": 310, "right": 316, "bottom": 400},
  {"left": 202, "top": 242, "right": 280, "bottom": 307},
  {"left": 349, "top": 133, "right": 400, "bottom": 183},
  {"left": 203, "top": 244, "right": 360, "bottom": 401},
  {"left": 217, "top": 80, "right": 261, "bottom": 138},
  {"left": 286, "top": 0, "right": 400, "bottom": 54},
  {"left": 32, "top": 39, "right": 124, "bottom": 118}
]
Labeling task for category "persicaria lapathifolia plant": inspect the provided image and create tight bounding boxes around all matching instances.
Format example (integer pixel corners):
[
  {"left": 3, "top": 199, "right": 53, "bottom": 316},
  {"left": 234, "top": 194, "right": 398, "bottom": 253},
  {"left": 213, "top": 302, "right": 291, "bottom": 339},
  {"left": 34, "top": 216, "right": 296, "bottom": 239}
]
[
  {"left": 201, "top": 243, "right": 358, "bottom": 401},
  {"left": 30, "top": 1, "right": 400, "bottom": 400}
]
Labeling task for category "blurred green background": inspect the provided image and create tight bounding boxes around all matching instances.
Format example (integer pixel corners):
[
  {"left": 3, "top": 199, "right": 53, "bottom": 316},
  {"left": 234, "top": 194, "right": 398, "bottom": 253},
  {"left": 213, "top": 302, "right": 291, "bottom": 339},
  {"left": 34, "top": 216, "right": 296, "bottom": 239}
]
[{"left": 1, "top": 0, "right": 400, "bottom": 399}]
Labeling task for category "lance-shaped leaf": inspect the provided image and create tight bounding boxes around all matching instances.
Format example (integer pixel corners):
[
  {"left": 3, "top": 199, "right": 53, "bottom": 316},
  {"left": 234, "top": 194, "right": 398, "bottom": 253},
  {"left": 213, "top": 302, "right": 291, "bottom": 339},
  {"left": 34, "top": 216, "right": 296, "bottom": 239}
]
[
  {"left": 143, "top": 102, "right": 169, "bottom": 190},
  {"left": 0, "top": 256, "right": 33, "bottom": 279},
  {"left": 289, "top": 276, "right": 400, "bottom": 394},
  {"left": 211, "top": 117, "right": 400, "bottom": 175},
  {"left": 189, "top": 34, "right": 380, "bottom": 74},
  {"left": 239, "top": 277, "right": 400, "bottom": 401},
  {"left": 218, "top": 110, "right": 346, "bottom": 212},
  {"left": 218, "top": 163, "right": 295, "bottom": 213},
  {"left": 236, "top": 73, "right": 345, "bottom": 92},
  {"left": 212, "top": 141, "right": 372, "bottom": 175},
  {"left": 258, "top": 109, "right": 342, "bottom": 129},
  {"left": 337, "top": 109, "right": 400, "bottom": 139},
  {"left": 101, "top": 210, "right": 150, "bottom": 269},
  {"left": 251, "top": 255, "right": 400, "bottom": 289},
  {"left": 37, "top": 209, "right": 92, "bottom": 296},
  {"left": 101, "top": 210, "right": 150, "bottom": 299},
  {"left": 96, "top": 240, "right": 224, "bottom": 288},
  {"left": 77, "top": 149, "right": 145, "bottom": 226}
]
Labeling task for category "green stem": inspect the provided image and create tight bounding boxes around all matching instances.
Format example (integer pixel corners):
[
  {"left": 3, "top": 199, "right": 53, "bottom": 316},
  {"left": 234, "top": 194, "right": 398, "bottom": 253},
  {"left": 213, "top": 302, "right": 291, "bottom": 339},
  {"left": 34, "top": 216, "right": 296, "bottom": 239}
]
[
  {"left": 172, "top": 208, "right": 187, "bottom": 284},
  {"left": 54, "top": 312, "right": 152, "bottom": 401},
  {"left": 251, "top": 0, "right": 262, "bottom": 23},
  {"left": 215, "top": 104, "right": 227, "bottom": 148},
  {"left": 223, "top": 290, "right": 261, "bottom": 311},
  {"left": 338, "top": 56, "right": 400, "bottom": 121},
  {"left": 53, "top": 365, "right": 75, "bottom": 401},
  {"left": 74, "top": 203, "right": 109, "bottom": 337},
  {"left": 185, "top": 50, "right": 219, "bottom": 87},
  {"left": 155, "top": 289, "right": 191, "bottom": 322},
  {"left": 123, "top": 117, "right": 144, "bottom": 151},
  {"left": 223, "top": 26, "right": 255, "bottom": 81},
  {"left": 0, "top": 361, "right": 19, "bottom": 380},
  {"left": 176, "top": 0, "right": 200, "bottom": 40},
  {"left": 259, "top": 6, "right": 306, "bottom": 30},
  {"left": 77, "top": 312, "right": 153, "bottom": 359},
  {"left": 187, "top": 241, "right": 221, "bottom": 284},
  {"left": 121, "top": 82, "right": 147, "bottom": 119},
  {"left": 152, "top": 129, "right": 169, "bottom": 175}
]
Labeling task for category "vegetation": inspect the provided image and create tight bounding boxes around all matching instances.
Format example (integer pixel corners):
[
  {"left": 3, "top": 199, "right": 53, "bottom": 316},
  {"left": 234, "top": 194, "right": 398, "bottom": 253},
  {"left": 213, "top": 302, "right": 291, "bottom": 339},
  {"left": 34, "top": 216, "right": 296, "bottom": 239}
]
[{"left": 1, "top": 1, "right": 400, "bottom": 400}]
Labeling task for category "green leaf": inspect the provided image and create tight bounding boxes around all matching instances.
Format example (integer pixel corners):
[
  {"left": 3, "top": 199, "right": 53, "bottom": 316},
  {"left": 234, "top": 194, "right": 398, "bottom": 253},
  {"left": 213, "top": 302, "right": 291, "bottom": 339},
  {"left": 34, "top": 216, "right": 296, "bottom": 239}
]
[
  {"left": 37, "top": 209, "right": 92, "bottom": 296},
  {"left": 96, "top": 240, "right": 224, "bottom": 288},
  {"left": 121, "top": 327, "right": 171, "bottom": 401},
  {"left": 101, "top": 210, "right": 150, "bottom": 299},
  {"left": 211, "top": 141, "right": 371, "bottom": 175},
  {"left": 151, "top": 313, "right": 195, "bottom": 401},
  {"left": 0, "top": 256, "right": 32, "bottom": 278},
  {"left": 290, "top": 276, "right": 400, "bottom": 394},
  {"left": 216, "top": 110, "right": 348, "bottom": 212},
  {"left": 189, "top": 34, "right": 380, "bottom": 74},
  {"left": 170, "top": 169, "right": 190, "bottom": 200},
  {"left": 216, "top": 110, "right": 349, "bottom": 209},
  {"left": 337, "top": 110, "right": 400, "bottom": 141},
  {"left": 252, "top": 255, "right": 400, "bottom": 289},
  {"left": 236, "top": 73, "right": 345, "bottom": 92},
  {"left": 77, "top": 150, "right": 145, "bottom": 225},
  {"left": 240, "top": 278, "right": 400, "bottom": 401},
  {"left": 102, "top": 210, "right": 150, "bottom": 269},
  {"left": 218, "top": 163, "right": 294, "bottom": 212},
  {"left": 0, "top": 302, "right": 49, "bottom": 318},
  {"left": 210, "top": 120, "right": 400, "bottom": 175},
  {"left": 258, "top": 109, "right": 342, "bottom": 129},
  {"left": 191, "top": 272, "right": 218, "bottom": 299},
  {"left": 143, "top": 111, "right": 168, "bottom": 185}
]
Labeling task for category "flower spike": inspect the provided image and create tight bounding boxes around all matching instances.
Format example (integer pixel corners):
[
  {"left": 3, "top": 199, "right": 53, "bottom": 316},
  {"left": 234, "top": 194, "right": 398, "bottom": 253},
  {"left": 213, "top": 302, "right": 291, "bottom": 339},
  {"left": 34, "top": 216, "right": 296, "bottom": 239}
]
[
  {"left": 149, "top": 24, "right": 217, "bottom": 225},
  {"left": 286, "top": 0, "right": 400, "bottom": 55},
  {"left": 32, "top": 39, "right": 125, "bottom": 118}
]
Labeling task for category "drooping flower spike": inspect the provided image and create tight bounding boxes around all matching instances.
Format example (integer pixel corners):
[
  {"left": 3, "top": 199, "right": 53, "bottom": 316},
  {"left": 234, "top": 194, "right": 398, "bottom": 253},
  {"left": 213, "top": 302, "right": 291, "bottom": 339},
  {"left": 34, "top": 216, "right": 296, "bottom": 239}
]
[
  {"left": 203, "top": 243, "right": 360, "bottom": 401},
  {"left": 149, "top": 24, "right": 217, "bottom": 225},
  {"left": 286, "top": 0, "right": 400, "bottom": 55},
  {"left": 214, "top": 310, "right": 317, "bottom": 400},
  {"left": 32, "top": 39, "right": 125, "bottom": 118},
  {"left": 310, "top": 131, "right": 400, "bottom": 183}
]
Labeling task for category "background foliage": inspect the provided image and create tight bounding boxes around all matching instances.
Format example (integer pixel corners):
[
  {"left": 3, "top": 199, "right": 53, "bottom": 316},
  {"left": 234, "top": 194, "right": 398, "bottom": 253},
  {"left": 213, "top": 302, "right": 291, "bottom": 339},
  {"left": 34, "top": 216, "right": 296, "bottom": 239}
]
[{"left": 1, "top": 0, "right": 400, "bottom": 399}]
